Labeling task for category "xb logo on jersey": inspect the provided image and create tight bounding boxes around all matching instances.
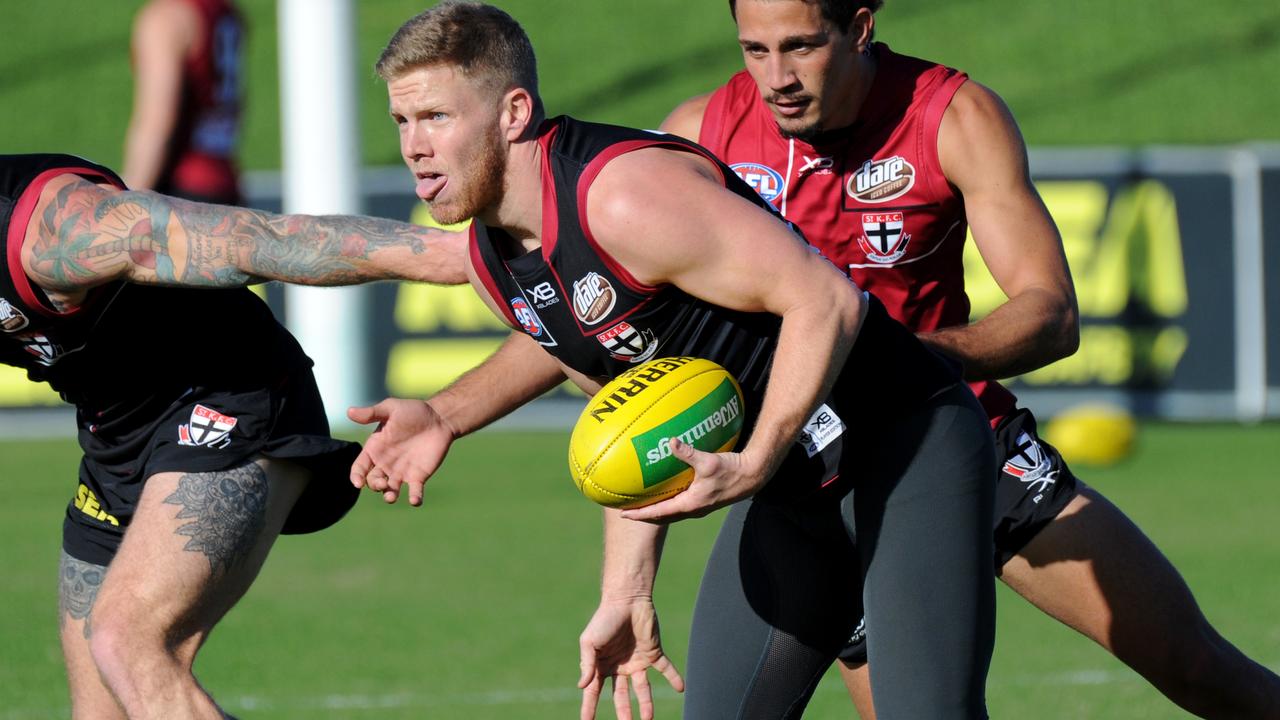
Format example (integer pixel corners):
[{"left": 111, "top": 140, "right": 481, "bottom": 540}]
[
  {"left": 529, "top": 281, "right": 559, "bottom": 309},
  {"left": 730, "top": 162, "right": 785, "bottom": 206}
]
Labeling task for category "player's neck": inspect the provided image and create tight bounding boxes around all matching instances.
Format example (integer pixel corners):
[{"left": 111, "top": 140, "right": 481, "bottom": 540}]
[
  {"left": 481, "top": 138, "right": 544, "bottom": 251},
  {"left": 827, "top": 50, "right": 878, "bottom": 132}
]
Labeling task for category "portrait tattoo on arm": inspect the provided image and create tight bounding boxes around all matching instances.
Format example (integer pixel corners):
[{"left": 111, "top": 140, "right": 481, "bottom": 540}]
[
  {"left": 26, "top": 177, "right": 459, "bottom": 293},
  {"left": 162, "top": 464, "right": 269, "bottom": 576}
]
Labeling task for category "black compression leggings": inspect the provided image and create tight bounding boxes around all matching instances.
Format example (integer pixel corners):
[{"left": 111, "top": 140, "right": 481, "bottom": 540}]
[{"left": 683, "top": 384, "right": 997, "bottom": 719}]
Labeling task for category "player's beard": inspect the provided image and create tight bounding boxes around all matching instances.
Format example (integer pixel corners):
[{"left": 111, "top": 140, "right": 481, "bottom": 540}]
[
  {"left": 777, "top": 121, "right": 824, "bottom": 143},
  {"left": 429, "top": 130, "right": 507, "bottom": 226}
]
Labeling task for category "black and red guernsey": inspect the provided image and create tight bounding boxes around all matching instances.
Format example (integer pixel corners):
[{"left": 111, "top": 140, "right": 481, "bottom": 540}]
[
  {"left": 469, "top": 117, "right": 961, "bottom": 439},
  {"left": 0, "top": 154, "right": 308, "bottom": 412}
]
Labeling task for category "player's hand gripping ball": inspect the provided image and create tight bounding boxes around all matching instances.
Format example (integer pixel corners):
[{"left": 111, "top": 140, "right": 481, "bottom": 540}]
[{"left": 569, "top": 357, "right": 744, "bottom": 508}]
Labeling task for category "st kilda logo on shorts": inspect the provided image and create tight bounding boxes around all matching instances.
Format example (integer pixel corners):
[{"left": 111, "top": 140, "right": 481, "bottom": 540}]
[
  {"left": 858, "top": 212, "right": 911, "bottom": 264},
  {"left": 847, "top": 156, "right": 915, "bottom": 204},
  {"left": 0, "top": 297, "right": 29, "bottom": 333},
  {"left": 572, "top": 272, "right": 616, "bottom": 325},
  {"left": 596, "top": 321, "right": 659, "bottom": 363},
  {"left": 178, "top": 404, "right": 239, "bottom": 448},
  {"left": 1003, "top": 431, "right": 1058, "bottom": 496}
]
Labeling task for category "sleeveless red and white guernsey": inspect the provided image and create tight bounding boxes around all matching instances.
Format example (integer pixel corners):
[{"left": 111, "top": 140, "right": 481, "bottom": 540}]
[{"left": 699, "top": 43, "right": 1017, "bottom": 425}]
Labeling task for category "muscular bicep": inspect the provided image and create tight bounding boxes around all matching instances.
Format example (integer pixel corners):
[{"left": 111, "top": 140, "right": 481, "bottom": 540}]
[
  {"left": 939, "top": 81, "right": 1073, "bottom": 304},
  {"left": 587, "top": 149, "right": 856, "bottom": 319}
]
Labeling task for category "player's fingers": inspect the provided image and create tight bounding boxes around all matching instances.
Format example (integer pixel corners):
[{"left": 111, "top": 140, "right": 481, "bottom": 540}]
[
  {"left": 346, "top": 402, "right": 386, "bottom": 426},
  {"left": 578, "top": 642, "right": 598, "bottom": 687},
  {"left": 619, "top": 493, "right": 698, "bottom": 523},
  {"left": 383, "top": 488, "right": 400, "bottom": 504},
  {"left": 632, "top": 670, "right": 654, "bottom": 720},
  {"left": 612, "top": 674, "right": 633, "bottom": 720},
  {"left": 366, "top": 466, "right": 390, "bottom": 492},
  {"left": 407, "top": 478, "right": 427, "bottom": 507},
  {"left": 669, "top": 437, "right": 714, "bottom": 472},
  {"left": 350, "top": 450, "right": 374, "bottom": 488},
  {"left": 579, "top": 675, "right": 602, "bottom": 720},
  {"left": 653, "top": 654, "right": 685, "bottom": 692}
]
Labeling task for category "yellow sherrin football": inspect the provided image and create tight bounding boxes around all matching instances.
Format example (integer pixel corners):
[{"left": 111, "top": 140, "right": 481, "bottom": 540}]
[{"left": 569, "top": 357, "right": 745, "bottom": 509}]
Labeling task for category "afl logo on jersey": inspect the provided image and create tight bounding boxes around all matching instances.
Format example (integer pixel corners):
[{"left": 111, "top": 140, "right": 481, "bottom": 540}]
[
  {"left": 0, "top": 297, "right": 29, "bottom": 333},
  {"left": 572, "top": 272, "right": 617, "bottom": 326},
  {"left": 731, "top": 162, "right": 785, "bottom": 206},
  {"left": 510, "top": 297, "right": 544, "bottom": 337},
  {"left": 847, "top": 156, "right": 915, "bottom": 204}
]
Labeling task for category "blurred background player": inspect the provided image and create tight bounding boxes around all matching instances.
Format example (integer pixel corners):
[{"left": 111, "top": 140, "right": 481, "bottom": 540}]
[
  {"left": 3, "top": 153, "right": 465, "bottom": 718},
  {"left": 123, "top": 0, "right": 244, "bottom": 204},
  {"left": 660, "top": 0, "right": 1280, "bottom": 717}
]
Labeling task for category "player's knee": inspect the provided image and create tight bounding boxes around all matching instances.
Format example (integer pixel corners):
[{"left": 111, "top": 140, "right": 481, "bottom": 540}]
[{"left": 86, "top": 601, "right": 167, "bottom": 682}]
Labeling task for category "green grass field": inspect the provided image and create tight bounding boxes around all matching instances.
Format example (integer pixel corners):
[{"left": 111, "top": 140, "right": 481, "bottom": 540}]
[{"left": 4, "top": 422, "right": 1278, "bottom": 719}]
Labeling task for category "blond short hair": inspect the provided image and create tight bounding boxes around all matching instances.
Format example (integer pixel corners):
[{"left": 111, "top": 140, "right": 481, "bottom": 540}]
[{"left": 376, "top": 0, "right": 539, "bottom": 102}]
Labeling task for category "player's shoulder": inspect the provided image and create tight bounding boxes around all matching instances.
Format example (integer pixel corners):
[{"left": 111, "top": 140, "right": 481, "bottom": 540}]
[
  {"left": 939, "top": 78, "right": 1022, "bottom": 149},
  {"left": 660, "top": 93, "right": 713, "bottom": 141},
  {"left": 134, "top": 0, "right": 201, "bottom": 44}
]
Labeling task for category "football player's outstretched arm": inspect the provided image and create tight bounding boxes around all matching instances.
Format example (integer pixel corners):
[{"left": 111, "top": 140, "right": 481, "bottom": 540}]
[
  {"left": 348, "top": 332, "right": 568, "bottom": 506},
  {"left": 21, "top": 174, "right": 467, "bottom": 301}
]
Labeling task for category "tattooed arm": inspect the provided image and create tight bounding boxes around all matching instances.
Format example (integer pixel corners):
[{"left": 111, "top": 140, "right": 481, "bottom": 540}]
[{"left": 21, "top": 174, "right": 467, "bottom": 300}]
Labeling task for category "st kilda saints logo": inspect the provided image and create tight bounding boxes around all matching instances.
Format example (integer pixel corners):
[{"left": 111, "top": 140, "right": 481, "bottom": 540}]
[
  {"left": 847, "top": 156, "right": 915, "bottom": 204},
  {"left": 596, "top": 321, "right": 659, "bottom": 363},
  {"left": 572, "top": 272, "right": 616, "bottom": 326},
  {"left": 19, "top": 332, "right": 60, "bottom": 366},
  {"left": 0, "top": 297, "right": 29, "bottom": 333},
  {"left": 178, "top": 404, "right": 239, "bottom": 448},
  {"left": 857, "top": 212, "right": 911, "bottom": 264},
  {"left": 1003, "top": 431, "right": 1058, "bottom": 499}
]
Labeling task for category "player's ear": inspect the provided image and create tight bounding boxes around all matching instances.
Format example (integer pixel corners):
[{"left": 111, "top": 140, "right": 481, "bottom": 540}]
[
  {"left": 851, "top": 8, "right": 874, "bottom": 55},
  {"left": 500, "top": 87, "right": 537, "bottom": 141}
]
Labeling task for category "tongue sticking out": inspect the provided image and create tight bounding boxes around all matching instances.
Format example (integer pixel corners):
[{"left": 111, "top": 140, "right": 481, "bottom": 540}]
[{"left": 416, "top": 175, "right": 447, "bottom": 201}]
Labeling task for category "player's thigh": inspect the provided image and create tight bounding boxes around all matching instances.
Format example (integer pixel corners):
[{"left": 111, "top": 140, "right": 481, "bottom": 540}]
[
  {"left": 1000, "top": 483, "right": 1204, "bottom": 652},
  {"left": 93, "top": 458, "right": 309, "bottom": 639},
  {"left": 684, "top": 498, "right": 861, "bottom": 720}
]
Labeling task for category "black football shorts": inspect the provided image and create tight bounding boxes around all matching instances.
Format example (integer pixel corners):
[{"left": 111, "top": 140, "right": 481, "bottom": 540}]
[
  {"left": 62, "top": 368, "right": 360, "bottom": 566},
  {"left": 838, "top": 407, "right": 1080, "bottom": 664}
]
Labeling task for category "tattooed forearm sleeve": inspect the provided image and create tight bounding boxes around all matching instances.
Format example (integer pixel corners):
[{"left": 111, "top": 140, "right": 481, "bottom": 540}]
[{"left": 26, "top": 177, "right": 468, "bottom": 292}]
